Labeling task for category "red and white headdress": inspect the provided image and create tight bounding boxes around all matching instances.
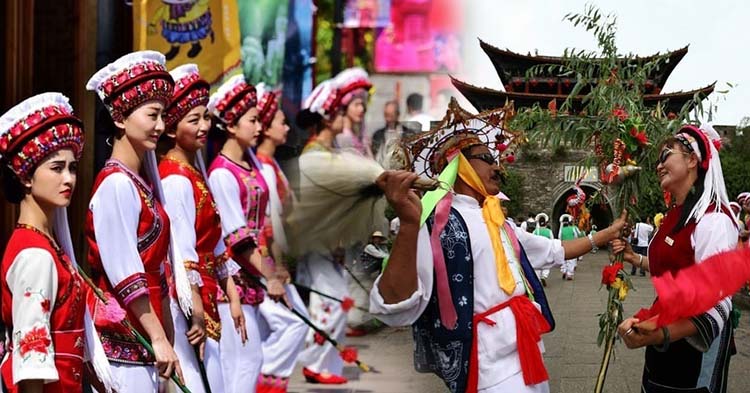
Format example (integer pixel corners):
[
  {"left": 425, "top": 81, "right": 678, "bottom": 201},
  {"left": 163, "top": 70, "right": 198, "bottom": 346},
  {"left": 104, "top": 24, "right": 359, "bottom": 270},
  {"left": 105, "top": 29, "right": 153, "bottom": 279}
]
[
  {"left": 301, "top": 79, "right": 338, "bottom": 119},
  {"left": 737, "top": 192, "right": 750, "bottom": 204},
  {"left": 674, "top": 124, "right": 729, "bottom": 223},
  {"left": 165, "top": 64, "right": 210, "bottom": 130},
  {"left": 332, "top": 67, "right": 372, "bottom": 109},
  {"left": 0, "top": 93, "right": 84, "bottom": 179},
  {"left": 208, "top": 74, "right": 258, "bottom": 126},
  {"left": 86, "top": 51, "right": 174, "bottom": 122},
  {"left": 255, "top": 82, "right": 279, "bottom": 129}
]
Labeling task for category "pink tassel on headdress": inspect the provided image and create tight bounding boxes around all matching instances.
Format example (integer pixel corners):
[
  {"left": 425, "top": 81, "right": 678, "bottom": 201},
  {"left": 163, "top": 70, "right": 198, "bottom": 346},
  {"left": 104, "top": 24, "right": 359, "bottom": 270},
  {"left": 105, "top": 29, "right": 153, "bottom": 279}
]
[{"left": 635, "top": 247, "right": 750, "bottom": 329}]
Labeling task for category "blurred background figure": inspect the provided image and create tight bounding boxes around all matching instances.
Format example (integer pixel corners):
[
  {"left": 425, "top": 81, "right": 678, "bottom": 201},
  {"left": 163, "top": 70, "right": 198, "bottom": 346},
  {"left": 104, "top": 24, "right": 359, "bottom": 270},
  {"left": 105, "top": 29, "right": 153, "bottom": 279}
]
[{"left": 405, "top": 93, "right": 433, "bottom": 132}]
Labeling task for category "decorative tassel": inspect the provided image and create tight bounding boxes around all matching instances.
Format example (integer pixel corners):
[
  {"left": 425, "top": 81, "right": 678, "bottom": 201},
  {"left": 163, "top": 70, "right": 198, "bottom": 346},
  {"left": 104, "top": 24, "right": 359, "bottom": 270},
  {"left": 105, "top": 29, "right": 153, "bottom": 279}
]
[
  {"left": 144, "top": 151, "right": 193, "bottom": 316},
  {"left": 53, "top": 208, "right": 118, "bottom": 392}
]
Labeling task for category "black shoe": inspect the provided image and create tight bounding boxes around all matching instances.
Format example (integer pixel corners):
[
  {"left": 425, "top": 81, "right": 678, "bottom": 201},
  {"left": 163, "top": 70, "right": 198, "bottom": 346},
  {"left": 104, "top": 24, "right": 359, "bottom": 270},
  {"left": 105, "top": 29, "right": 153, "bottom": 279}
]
[
  {"left": 541, "top": 278, "right": 547, "bottom": 287},
  {"left": 165, "top": 45, "right": 180, "bottom": 60},
  {"left": 640, "top": 273, "right": 646, "bottom": 277},
  {"left": 187, "top": 42, "right": 202, "bottom": 58}
]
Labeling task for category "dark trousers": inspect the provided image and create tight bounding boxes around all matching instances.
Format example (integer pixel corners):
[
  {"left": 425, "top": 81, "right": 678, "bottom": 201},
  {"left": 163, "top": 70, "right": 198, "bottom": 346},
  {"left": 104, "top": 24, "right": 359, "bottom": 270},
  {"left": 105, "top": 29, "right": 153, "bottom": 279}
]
[{"left": 631, "top": 245, "right": 647, "bottom": 275}]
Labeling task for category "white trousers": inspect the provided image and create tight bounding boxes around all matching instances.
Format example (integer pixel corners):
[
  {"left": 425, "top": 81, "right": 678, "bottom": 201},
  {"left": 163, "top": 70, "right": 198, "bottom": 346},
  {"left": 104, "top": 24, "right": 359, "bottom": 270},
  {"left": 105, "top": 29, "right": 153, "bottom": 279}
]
[
  {"left": 561, "top": 258, "right": 577, "bottom": 277},
  {"left": 258, "top": 284, "right": 308, "bottom": 377},
  {"left": 480, "top": 371, "right": 549, "bottom": 393},
  {"left": 99, "top": 363, "right": 157, "bottom": 393},
  {"left": 204, "top": 337, "right": 225, "bottom": 392},
  {"left": 535, "top": 269, "right": 550, "bottom": 280},
  {"left": 170, "top": 298, "right": 207, "bottom": 393},
  {"left": 297, "top": 258, "right": 349, "bottom": 375},
  {"left": 219, "top": 302, "right": 263, "bottom": 393}
]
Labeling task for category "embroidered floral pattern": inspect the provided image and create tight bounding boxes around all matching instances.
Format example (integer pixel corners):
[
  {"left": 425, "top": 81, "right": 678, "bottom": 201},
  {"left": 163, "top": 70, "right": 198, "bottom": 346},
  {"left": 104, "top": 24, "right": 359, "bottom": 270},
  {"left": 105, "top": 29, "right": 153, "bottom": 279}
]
[
  {"left": 23, "top": 288, "right": 52, "bottom": 316},
  {"left": 16, "top": 326, "right": 52, "bottom": 358}
]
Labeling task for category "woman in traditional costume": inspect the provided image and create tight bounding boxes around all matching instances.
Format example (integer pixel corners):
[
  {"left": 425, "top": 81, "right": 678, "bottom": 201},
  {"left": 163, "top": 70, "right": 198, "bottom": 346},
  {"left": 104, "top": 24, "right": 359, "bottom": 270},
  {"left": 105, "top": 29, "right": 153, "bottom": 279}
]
[
  {"left": 206, "top": 74, "right": 287, "bottom": 393},
  {"left": 253, "top": 84, "right": 309, "bottom": 393},
  {"left": 614, "top": 124, "right": 737, "bottom": 393},
  {"left": 159, "top": 64, "right": 247, "bottom": 392},
  {"left": 0, "top": 93, "right": 116, "bottom": 393},
  {"left": 294, "top": 79, "right": 354, "bottom": 385},
  {"left": 333, "top": 68, "right": 373, "bottom": 157},
  {"left": 85, "top": 50, "right": 192, "bottom": 392}
]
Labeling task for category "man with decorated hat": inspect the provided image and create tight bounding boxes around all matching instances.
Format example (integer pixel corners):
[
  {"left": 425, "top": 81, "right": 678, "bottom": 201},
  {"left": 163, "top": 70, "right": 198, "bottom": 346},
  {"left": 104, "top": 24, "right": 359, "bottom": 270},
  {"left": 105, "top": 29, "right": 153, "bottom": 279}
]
[{"left": 370, "top": 100, "right": 626, "bottom": 393}]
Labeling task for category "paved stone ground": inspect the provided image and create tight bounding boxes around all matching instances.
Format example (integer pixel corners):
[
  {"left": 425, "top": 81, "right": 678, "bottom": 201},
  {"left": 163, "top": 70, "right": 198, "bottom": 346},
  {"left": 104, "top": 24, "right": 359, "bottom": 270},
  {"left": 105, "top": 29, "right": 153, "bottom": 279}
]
[{"left": 288, "top": 252, "right": 750, "bottom": 392}]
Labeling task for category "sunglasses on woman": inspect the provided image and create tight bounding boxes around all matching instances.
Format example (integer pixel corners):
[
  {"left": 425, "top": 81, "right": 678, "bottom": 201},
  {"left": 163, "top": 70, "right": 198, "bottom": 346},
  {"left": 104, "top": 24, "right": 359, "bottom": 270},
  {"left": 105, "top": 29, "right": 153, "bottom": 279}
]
[
  {"left": 465, "top": 152, "right": 498, "bottom": 166},
  {"left": 657, "top": 147, "right": 689, "bottom": 167}
]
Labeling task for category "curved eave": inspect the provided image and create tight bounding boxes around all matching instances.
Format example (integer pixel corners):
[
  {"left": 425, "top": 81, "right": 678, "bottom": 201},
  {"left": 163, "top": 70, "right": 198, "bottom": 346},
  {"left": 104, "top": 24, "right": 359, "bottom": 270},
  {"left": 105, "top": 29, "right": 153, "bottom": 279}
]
[
  {"left": 451, "top": 76, "right": 714, "bottom": 114},
  {"left": 478, "top": 38, "right": 689, "bottom": 89}
]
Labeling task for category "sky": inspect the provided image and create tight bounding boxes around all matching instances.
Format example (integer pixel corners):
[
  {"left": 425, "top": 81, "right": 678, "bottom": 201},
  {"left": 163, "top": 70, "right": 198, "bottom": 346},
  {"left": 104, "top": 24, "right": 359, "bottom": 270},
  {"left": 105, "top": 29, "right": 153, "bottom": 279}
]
[{"left": 458, "top": 0, "right": 750, "bottom": 126}]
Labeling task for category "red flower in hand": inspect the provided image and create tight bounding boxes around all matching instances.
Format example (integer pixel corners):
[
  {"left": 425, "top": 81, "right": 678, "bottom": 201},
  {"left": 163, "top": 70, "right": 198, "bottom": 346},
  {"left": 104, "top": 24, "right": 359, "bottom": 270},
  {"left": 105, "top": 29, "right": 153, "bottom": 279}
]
[
  {"left": 601, "top": 263, "right": 623, "bottom": 286},
  {"left": 40, "top": 299, "right": 51, "bottom": 313},
  {"left": 313, "top": 332, "right": 326, "bottom": 345},
  {"left": 340, "top": 346, "right": 358, "bottom": 363},
  {"left": 341, "top": 297, "right": 355, "bottom": 312},
  {"left": 18, "top": 326, "right": 52, "bottom": 356}
]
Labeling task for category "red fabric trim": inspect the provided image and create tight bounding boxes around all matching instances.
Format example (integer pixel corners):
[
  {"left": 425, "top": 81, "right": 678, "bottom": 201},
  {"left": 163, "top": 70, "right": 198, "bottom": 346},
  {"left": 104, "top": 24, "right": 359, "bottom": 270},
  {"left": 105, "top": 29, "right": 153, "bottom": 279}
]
[
  {"left": 466, "top": 296, "right": 550, "bottom": 392},
  {"left": 113, "top": 272, "right": 149, "bottom": 306}
]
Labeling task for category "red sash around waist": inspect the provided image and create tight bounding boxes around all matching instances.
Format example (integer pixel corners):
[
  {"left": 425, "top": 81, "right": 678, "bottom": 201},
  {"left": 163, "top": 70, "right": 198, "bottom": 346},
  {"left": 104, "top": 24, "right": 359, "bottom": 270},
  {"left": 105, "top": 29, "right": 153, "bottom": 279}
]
[{"left": 466, "top": 295, "right": 550, "bottom": 393}]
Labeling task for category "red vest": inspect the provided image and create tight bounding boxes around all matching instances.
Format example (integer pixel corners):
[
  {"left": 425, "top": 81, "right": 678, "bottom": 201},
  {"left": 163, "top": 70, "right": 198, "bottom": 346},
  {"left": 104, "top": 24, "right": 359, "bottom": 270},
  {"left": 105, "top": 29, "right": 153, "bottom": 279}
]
[
  {"left": 649, "top": 204, "right": 734, "bottom": 277},
  {"left": 208, "top": 154, "right": 266, "bottom": 306},
  {"left": 1, "top": 227, "right": 86, "bottom": 393},
  {"left": 159, "top": 157, "right": 224, "bottom": 340},
  {"left": 86, "top": 160, "right": 171, "bottom": 364}
]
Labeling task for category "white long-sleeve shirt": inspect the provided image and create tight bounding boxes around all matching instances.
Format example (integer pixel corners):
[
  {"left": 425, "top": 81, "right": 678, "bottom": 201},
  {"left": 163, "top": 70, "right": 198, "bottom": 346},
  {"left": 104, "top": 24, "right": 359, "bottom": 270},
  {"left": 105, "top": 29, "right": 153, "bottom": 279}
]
[{"left": 370, "top": 193, "right": 565, "bottom": 389}]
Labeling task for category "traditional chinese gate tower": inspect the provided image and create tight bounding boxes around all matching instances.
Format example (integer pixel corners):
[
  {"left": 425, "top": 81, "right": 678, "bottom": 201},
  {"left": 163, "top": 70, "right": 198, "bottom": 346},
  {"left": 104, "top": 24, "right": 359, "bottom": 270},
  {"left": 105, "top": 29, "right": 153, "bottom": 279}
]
[
  {"left": 451, "top": 40, "right": 715, "bottom": 231},
  {"left": 452, "top": 39, "right": 714, "bottom": 113}
]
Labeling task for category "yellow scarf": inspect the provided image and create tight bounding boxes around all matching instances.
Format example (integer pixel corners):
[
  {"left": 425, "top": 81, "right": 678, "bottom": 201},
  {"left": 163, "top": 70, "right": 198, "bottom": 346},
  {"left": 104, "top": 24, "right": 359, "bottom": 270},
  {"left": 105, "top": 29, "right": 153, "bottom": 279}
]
[{"left": 457, "top": 153, "right": 516, "bottom": 295}]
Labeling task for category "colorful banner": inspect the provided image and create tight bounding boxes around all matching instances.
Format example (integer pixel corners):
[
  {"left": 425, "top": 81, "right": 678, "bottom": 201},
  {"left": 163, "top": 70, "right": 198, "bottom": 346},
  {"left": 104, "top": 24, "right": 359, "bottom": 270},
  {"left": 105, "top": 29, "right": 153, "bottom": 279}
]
[
  {"left": 237, "top": 0, "right": 290, "bottom": 89},
  {"left": 344, "top": 0, "right": 391, "bottom": 28},
  {"left": 133, "top": 0, "right": 243, "bottom": 90},
  {"left": 374, "top": 0, "right": 463, "bottom": 73}
]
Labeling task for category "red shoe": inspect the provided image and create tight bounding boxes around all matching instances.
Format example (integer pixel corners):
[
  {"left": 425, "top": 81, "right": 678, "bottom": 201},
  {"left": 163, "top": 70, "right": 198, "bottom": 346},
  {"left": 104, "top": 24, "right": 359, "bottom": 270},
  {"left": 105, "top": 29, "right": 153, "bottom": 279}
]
[
  {"left": 302, "top": 367, "right": 348, "bottom": 384},
  {"left": 346, "top": 327, "right": 368, "bottom": 337}
]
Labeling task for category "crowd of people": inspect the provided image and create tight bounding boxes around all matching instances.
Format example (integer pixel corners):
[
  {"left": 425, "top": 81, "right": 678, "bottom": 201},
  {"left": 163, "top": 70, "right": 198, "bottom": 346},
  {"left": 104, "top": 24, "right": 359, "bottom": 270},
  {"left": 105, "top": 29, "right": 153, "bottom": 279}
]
[{"left": 0, "top": 48, "right": 748, "bottom": 393}]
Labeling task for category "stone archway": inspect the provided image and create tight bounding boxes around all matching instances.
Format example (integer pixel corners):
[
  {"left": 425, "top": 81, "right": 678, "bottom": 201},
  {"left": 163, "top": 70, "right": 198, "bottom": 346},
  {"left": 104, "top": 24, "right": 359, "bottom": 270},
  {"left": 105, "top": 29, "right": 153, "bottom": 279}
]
[{"left": 549, "top": 182, "right": 614, "bottom": 236}]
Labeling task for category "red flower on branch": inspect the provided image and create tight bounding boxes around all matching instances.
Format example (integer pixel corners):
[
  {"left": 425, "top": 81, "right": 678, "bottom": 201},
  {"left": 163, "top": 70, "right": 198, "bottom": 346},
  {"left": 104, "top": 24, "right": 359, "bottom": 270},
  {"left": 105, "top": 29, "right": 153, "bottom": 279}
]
[
  {"left": 629, "top": 127, "right": 649, "bottom": 146},
  {"left": 40, "top": 299, "right": 51, "bottom": 313},
  {"left": 18, "top": 326, "right": 52, "bottom": 356},
  {"left": 601, "top": 263, "right": 623, "bottom": 286},
  {"left": 611, "top": 107, "right": 628, "bottom": 121},
  {"left": 340, "top": 346, "right": 358, "bottom": 363},
  {"left": 341, "top": 297, "right": 355, "bottom": 312},
  {"left": 313, "top": 332, "right": 326, "bottom": 345}
]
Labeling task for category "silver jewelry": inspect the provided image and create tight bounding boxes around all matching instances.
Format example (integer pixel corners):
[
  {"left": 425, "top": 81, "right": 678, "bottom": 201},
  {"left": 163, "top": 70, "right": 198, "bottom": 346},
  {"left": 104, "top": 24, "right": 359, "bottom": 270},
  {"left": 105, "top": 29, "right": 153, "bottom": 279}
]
[
  {"left": 625, "top": 328, "right": 633, "bottom": 335},
  {"left": 587, "top": 232, "right": 598, "bottom": 252}
]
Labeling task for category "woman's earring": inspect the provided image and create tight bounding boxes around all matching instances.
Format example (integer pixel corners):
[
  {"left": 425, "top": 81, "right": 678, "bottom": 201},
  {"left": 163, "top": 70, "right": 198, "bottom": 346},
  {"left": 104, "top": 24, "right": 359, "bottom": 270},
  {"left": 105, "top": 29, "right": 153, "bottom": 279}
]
[{"left": 106, "top": 136, "right": 113, "bottom": 147}]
